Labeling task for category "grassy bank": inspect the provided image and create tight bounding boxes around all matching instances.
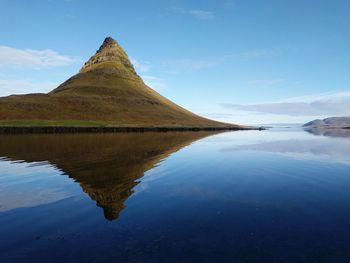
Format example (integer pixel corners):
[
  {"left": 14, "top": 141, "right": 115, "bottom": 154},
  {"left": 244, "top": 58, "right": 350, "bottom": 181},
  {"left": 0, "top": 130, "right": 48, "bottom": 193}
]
[{"left": 0, "top": 120, "right": 106, "bottom": 127}]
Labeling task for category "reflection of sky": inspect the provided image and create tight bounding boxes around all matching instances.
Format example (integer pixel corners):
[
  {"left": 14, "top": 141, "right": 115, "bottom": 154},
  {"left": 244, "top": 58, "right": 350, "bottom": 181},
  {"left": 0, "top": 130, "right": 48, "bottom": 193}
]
[
  {"left": 220, "top": 129, "right": 350, "bottom": 165},
  {"left": 0, "top": 160, "right": 80, "bottom": 212},
  {"left": 1, "top": 128, "right": 349, "bottom": 213},
  {"left": 133, "top": 128, "right": 350, "bottom": 209}
]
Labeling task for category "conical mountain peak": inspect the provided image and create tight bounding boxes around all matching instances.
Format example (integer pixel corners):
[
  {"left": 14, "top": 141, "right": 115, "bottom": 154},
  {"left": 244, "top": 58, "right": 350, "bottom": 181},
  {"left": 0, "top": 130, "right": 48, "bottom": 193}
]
[
  {"left": 0, "top": 37, "right": 238, "bottom": 128},
  {"left": 79, "top": 36, "right": 139, "bottom": 80},
  {"left": 103, "top": 36, "right": 117, "bottom": 44},
  {"left": 97, "top": 36, "right": 119, "bottom": 52}
]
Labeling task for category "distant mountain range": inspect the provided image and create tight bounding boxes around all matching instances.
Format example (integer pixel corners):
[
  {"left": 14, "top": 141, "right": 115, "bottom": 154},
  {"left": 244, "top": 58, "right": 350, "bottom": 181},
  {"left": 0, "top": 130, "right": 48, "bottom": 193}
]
[
  {"left": 0, "top": 37, "right": 241, "bottom": 129},
  {"left": 303, "top": 117, "right": 350, "bottom": 129}
]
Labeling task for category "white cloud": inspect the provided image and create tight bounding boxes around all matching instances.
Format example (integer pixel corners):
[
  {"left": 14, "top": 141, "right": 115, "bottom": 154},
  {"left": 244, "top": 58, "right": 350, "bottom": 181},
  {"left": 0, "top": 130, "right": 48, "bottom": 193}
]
[
  {"left": 142, "top": 75, "right": 166, "bottom": 92},
  {"left": 129, "top": 58, "right": 165, "bottom": 91},
  {"left": 171, "top": 7, "right": 214, "bottom": 20},
  {"left": 0, "top": 78, "right": 58, "bottom": 96},
  {"left": 221, "top": 90, "right": 350, "bottom": 117},
  {"left": 189, "top": 10, "right": 215, "bottom": 20},
  {"left": 165, "top": 49, "right": 276, "bottom": 71},
  {"left": 130, "top": 57, "right": 150, "bottom": 73},
  {"left": 282, "top": 91, "right": 350, "bottom": 103},
  {"left": 0, "top": 46, "right": 77, "bottom": 69}
]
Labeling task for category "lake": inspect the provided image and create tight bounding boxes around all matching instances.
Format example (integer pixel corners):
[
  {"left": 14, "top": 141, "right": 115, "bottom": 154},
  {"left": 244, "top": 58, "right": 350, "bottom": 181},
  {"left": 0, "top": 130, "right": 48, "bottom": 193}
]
[{"left": 1, "top": 128, "right": 350, "bottom": 263}]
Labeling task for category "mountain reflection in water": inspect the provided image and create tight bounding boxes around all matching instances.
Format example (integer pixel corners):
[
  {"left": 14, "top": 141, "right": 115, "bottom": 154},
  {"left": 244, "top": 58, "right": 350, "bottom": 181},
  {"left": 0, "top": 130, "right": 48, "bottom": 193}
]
[
  {"left": 304, "top": 127, "right": 350, "bottom": 138},
  {"left": 2, "top": 129, "right": 350, "bottom": 262},
  {"left": 0, "top": 132, "right": 217, "bottom": 220}
]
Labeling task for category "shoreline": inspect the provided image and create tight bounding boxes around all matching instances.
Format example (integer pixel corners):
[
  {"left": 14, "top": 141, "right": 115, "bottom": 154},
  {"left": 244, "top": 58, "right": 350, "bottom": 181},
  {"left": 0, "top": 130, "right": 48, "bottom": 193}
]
[
  {"left": 304, "top": 126, "right": 350, "bottom": 130},
  {"left": 0, "top": 126, "right": 263, "bottom": 134}
]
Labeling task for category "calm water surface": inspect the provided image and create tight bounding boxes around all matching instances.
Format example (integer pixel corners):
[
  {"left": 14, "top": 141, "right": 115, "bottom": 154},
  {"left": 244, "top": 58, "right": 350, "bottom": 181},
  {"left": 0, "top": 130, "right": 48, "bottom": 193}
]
[{"left": 1, "top": 128, "right": 350, "bottom": 262}]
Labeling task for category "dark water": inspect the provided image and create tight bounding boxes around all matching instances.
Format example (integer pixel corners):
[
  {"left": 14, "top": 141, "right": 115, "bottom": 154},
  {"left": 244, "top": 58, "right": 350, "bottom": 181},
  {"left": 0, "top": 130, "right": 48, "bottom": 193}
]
[{"left": 1, "top": 128, "right": 350, "bottom": 263}]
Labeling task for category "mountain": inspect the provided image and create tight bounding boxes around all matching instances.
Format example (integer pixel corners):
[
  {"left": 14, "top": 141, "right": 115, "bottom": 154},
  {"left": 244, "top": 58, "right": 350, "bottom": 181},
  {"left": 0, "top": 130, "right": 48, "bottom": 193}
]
[
  {"left": 303, "top": 117, "right": 350, "bottom": 129},
  {"left": 0, "top": 37, "right": 240, "bottom": 128},
  {"left": 0, "top": 132, "right": 219, "bottom": 220}
]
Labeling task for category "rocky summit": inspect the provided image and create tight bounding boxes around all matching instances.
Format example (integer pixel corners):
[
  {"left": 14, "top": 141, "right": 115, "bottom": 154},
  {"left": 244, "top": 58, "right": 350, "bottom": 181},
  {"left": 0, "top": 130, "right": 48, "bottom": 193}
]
[
  {"left": 0, "top": 36, "right": 241, "bottom": 128},
  {"left": 79, "top": 37, "right": 139, "bottom": 79}
]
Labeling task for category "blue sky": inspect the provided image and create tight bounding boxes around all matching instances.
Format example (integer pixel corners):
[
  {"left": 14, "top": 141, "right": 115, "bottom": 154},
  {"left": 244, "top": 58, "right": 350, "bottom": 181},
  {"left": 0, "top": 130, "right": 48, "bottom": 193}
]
[{"left": 0, "top": 0, "right": 349, "bottom": 124}]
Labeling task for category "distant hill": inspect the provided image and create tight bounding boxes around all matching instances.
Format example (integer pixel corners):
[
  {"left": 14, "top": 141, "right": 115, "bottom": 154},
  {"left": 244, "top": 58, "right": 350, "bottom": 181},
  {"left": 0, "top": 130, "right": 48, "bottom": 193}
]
[
  {"left": 0, "top": 37, "right": 240, "bottom": 128},
  {"left": 303, "top": 117, "right": 350, "bottom": 129}
]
